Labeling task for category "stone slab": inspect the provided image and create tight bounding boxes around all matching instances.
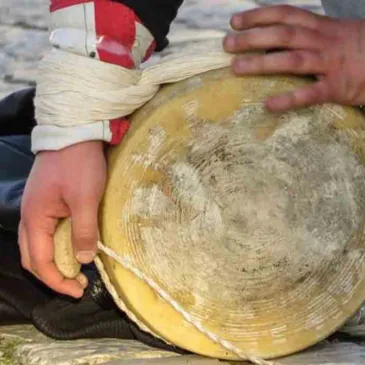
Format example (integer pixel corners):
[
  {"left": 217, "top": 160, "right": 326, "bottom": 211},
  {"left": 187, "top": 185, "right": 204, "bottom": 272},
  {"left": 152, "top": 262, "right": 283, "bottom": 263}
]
[
  {"left": 90, "top": 355, "right": 220, "bottom": 365},
  {"left": 16, "top": 339, "right": 175, "bottom": 365},
  {"left": 278, "top": 342, "right": 365, "bottom": 365},
  {"left": 0, "top": 325, "right": 176, "bottom": 365}
]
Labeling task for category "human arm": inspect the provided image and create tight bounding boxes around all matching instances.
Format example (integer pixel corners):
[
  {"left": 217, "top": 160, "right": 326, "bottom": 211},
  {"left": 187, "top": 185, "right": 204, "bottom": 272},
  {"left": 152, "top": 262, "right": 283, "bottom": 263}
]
[{"left": 19, "top": 0, "right": 184, "bottom": 298}]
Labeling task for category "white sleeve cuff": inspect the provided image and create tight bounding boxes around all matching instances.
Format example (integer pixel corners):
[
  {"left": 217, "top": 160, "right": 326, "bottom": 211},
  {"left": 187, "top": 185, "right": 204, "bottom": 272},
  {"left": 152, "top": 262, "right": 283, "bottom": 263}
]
[{"left": 31, "top": 121, "right": 112, "bottom": 153}]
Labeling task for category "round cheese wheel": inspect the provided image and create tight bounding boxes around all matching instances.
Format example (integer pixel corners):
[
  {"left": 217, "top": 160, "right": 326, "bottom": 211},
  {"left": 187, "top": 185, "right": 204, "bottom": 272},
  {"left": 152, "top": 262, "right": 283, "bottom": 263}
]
[{"left": 97, "top": 68, "right": 365, "bottom": 359}]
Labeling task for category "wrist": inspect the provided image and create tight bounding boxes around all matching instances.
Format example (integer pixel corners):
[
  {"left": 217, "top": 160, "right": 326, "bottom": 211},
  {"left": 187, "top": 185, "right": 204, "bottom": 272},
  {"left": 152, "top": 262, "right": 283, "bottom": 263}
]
[{"left": 31, "top": 121, "right": 114, "bottom": 154}]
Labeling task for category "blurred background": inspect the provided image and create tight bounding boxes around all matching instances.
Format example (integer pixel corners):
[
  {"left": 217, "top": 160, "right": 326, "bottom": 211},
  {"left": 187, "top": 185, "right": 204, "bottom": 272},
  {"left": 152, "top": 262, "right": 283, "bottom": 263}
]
[{"left": 0, "top": 0, "right": 323, "bottom": 99}]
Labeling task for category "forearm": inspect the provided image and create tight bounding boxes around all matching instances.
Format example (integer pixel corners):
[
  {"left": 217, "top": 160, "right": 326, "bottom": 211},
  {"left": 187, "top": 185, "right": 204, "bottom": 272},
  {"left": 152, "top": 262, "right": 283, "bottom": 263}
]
[
  {"left": 48, "top": 0, "right": 184, "bottom": 65},
  {"left": 32, "top": 0, "right": 184, "bottom": 153}
]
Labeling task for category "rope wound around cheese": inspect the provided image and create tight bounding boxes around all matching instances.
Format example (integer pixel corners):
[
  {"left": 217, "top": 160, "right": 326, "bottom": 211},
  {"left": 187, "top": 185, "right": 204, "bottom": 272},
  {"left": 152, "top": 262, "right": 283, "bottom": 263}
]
[
  {"left": 34, "top": 39, "right": 233, "bottom": 129},
  {"left": 44, "top": 0, "right": 157, "bottom": 150}
]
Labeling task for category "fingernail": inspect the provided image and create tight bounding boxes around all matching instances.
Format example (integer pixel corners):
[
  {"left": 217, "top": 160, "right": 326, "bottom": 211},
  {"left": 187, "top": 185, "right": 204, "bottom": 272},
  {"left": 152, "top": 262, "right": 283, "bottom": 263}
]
[
  {"left": 76, "top": 250, "right": 96, "bottom": 264},
  {"left": 232, "top": 58, "right": 251, "bottom": 75},
  {"left": 231, "top": 15, "right": 242, "bottom": 29},
  {"left": 224, "top": 35, "right": 236, "bottom": 51},
  {"left": 73, "top": 287, "right": 84, "bottom": 299},
  {"left": 234, "top": 59, "right": 247, "bottom": 72},
  {"left": 76, "top": 273, "right": 89, "bottom": 289}
]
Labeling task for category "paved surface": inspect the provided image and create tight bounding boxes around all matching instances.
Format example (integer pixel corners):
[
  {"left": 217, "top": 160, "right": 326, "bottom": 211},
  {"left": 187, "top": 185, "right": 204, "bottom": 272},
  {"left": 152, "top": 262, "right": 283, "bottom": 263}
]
[{"left": 0, "top": 0, "right": 323, "bottom": 98}]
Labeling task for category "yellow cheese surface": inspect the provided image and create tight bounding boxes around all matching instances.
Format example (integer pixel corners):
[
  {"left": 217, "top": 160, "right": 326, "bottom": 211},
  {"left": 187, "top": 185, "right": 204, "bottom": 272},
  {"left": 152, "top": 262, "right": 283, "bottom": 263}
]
[{"left": 88, "top": 68, "right": 365, "bottom": 359}]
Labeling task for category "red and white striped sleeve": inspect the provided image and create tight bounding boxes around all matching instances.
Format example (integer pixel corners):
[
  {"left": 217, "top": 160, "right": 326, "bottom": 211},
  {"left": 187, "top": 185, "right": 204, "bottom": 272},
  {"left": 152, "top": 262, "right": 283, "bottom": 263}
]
[{"left": 32, "top": 0, "right": 157, "bottom": 153}]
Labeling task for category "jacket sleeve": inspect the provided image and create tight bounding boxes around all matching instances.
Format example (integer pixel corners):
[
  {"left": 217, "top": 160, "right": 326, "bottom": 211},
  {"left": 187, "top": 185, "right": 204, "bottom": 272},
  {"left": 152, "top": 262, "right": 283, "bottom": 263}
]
[{"left": 31, "top": 0, "right": 184, "bottom": 153}]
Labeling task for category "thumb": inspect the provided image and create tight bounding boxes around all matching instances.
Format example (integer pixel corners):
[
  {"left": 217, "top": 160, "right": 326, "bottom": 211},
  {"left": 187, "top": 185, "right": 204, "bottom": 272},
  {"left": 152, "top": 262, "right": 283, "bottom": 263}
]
[{"left": 71, "top": 204, "right": 99, "bottom": 264}]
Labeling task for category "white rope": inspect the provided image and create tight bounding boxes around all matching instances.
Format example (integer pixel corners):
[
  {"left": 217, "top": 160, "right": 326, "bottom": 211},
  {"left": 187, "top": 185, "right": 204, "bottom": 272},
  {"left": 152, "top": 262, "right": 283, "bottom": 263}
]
[
  {"left": 35, "top": 39, "right": 233, "bottom": 127},
  {"left": 96, "top": 241, "right": 276, "bottom": 365}
]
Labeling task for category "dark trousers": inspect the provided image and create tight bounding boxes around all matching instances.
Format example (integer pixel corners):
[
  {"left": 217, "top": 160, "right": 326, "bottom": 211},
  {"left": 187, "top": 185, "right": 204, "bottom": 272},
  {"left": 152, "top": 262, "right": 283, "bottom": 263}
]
[
  {"left": 0, "top": 88, "right": 184, "bottom": 353},
  {"left": 0, "top": 88, "right": 36, "bottom": 233}
]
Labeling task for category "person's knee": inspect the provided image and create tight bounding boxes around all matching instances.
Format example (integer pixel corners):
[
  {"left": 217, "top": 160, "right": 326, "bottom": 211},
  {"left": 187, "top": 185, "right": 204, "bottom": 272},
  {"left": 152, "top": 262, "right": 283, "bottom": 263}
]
[{"left": 0, "top": 135, "right": 34, "bottom": 232}]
